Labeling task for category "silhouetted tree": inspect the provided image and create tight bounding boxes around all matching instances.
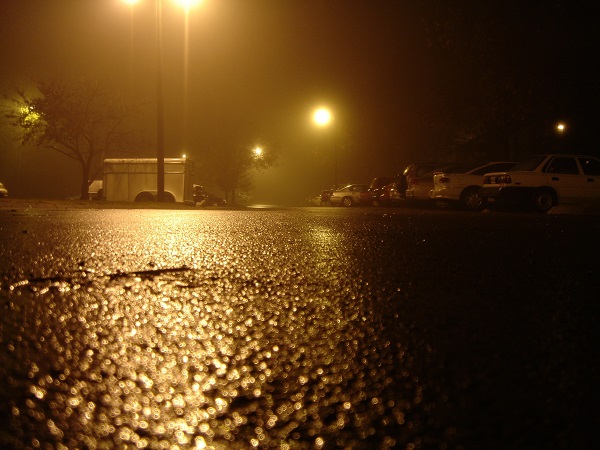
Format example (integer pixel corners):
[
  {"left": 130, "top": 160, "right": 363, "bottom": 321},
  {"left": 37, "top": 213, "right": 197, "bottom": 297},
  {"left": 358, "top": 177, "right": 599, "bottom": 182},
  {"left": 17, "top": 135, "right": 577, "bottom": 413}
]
[
  {"left": 4, "top": 78, "right": 139, "bottom": 199},
  {"left": 421, "top": 0, "right": 600, "bottom": 160},
  {"left": 209, "top": 142, "right": 279, "bottom": 204}
]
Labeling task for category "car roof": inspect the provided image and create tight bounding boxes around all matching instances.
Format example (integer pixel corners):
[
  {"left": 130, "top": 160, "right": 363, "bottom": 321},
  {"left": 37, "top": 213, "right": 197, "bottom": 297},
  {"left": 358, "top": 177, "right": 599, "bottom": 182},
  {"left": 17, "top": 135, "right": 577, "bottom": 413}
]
[{"left": 453, "top": 161, "right": 517, "bottom": 173}]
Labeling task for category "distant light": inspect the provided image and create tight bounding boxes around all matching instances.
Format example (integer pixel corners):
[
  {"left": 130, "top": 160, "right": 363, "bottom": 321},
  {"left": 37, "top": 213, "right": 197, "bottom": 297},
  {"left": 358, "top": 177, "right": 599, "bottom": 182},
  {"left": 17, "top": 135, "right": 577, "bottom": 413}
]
[
  {"left": 182, "top": 154, "right": 186, "bottom": 158},
  {"left": 313, "top": 108, "right": 332, "bottom": 126},
  {"left": 253, "top": 147, "right": 263, "bottom": 157},
  {"left": 556, "top": 122, "right": 566, "bottom": 133}
]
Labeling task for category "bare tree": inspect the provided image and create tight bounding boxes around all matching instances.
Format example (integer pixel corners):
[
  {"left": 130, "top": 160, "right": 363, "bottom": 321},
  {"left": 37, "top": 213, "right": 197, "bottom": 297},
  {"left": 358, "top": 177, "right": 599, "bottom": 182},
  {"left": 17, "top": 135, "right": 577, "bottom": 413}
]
[{"left": 4, "top": 78, "right": 139, "bottom": 199}]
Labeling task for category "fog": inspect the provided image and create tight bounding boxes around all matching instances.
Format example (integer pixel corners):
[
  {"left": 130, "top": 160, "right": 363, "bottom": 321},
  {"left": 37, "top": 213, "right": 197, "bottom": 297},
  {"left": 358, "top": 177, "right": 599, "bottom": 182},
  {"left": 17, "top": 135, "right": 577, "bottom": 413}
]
[{"left": 1, "top": 0, "right": 598, "bottom": 203}]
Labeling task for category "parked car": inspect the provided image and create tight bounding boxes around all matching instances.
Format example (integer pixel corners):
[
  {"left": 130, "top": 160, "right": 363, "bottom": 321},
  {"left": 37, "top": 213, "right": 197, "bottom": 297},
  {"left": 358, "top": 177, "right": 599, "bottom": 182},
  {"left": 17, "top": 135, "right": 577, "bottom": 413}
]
[
  {"left": 388, "top": 178, "right": 408, "bottom": 205},
  {"left": 88, "top": 180, "right": 103, "bottom": 200},
  {"left": 329, "top": 184, "right": 370, "bottom": 206},
  {"left": 307, "top": 189, "right": 332, "bottom": 206},
  {"left": 369, "top": 176, "right": 404, "bottom": 206},
  {"left": 368, "top": 177, "right": 391, "bottom": 205},
  {"left": 0, "top": 182, "right": 8, "bottom": 198},
  {"left": 320, "top": 189, "right": 333, "bottom": 205},
  {"left": 307, "top": 194, "right": 322, "bottom": 206},
  {"left": 480, "top": 154, "right": 600, "bottom": 212},
  {"left": 431, "top": 161, "right": 517, "bottom": 210},
  {"left": 193, "top": 185, "right": 227, "bottom": 206},
  {"left": 402, "top": 162, "right": 448, "bottom": 188},
  {"left": 405, "top": 163, "right": 465, "bottom": 202}
]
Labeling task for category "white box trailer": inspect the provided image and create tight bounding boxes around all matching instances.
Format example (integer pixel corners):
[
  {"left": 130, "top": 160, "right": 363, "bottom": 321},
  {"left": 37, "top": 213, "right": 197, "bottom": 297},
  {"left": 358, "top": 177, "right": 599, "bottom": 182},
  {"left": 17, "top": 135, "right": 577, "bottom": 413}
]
[{"left": 103, "top": 158, "right": 195, "bottom": 203}]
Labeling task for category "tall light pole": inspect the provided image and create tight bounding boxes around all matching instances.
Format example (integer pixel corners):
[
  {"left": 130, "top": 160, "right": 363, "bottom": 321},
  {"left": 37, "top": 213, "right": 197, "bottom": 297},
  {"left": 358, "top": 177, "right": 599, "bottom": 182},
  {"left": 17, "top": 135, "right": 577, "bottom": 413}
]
[
  {"left": 156, "top": 0, "right": 165, "bottom": 201},
  {"left": 124, "top": 0, "right": 200, "bottom": 201},
  {"left": 313, "top": 107, "right": 337, "bottom": 188}
]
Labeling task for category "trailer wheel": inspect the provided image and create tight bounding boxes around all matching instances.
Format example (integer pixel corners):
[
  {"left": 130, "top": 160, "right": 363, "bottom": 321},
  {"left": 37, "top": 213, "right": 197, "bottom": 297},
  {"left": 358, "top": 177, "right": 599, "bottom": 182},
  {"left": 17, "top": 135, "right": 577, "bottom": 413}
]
[
  {"left": 135, "top": 192, "right": 154, "bottom": 202},
  {"left": 163, "top": 192, "right": 176, "bottom": 203}
]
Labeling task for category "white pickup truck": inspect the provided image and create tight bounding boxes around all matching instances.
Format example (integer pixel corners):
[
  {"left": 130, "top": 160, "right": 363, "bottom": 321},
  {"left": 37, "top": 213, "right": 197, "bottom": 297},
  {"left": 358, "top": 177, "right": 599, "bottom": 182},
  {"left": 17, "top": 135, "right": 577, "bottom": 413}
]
[{"left": 480, "top": 154, "right": 600, "bottom": 212}]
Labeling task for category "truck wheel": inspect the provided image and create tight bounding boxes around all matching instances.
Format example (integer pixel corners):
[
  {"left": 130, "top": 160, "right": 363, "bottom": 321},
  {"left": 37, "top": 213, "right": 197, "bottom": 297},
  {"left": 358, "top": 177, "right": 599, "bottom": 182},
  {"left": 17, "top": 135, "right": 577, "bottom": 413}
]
[
  {"left": 531, "top": 188, "right": 555, "bottom": 213},
  {"left": 163, "top": 192, "right": 176, "bottom": 203},
  {"left": 135, "top": 192, "right": 154, "bottom": 202}
]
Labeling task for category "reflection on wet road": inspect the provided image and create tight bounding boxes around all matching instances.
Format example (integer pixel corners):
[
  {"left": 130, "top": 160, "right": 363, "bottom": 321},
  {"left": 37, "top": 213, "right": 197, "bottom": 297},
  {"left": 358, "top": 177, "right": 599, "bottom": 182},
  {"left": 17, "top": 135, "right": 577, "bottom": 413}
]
[{"left": 1, "top": 208, "right": 598, "bottom": 449}]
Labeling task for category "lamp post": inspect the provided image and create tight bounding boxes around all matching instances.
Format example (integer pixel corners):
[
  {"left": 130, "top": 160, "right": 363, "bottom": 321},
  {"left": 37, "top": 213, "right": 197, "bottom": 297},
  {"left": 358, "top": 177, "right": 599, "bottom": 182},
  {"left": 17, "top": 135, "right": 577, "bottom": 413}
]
[
  {"left": 313, "top": 107, "right": 337, "bottom": 188},
  {"left": 156, "top": 0, "right": 165, "bottom": 202},
  {"left": 124, "top": 0, "right": 200, "bottom": 201}
]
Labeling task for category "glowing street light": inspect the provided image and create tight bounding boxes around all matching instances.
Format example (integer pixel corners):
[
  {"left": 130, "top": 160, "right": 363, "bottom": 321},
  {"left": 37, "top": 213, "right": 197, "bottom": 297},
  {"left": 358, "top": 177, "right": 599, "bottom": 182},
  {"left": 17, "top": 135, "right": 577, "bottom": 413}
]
[
  {"left": 556, "top": 122, "right": 566, "bottom": 133},
  {"left": 253, "top": 146, "right": 263, "bottom": 158},
  {"left": 312, "top": 107, "right": 337, "bottom": 187},
  {"left": 313, "top": 107, "right": 333, "bottom": 127}
]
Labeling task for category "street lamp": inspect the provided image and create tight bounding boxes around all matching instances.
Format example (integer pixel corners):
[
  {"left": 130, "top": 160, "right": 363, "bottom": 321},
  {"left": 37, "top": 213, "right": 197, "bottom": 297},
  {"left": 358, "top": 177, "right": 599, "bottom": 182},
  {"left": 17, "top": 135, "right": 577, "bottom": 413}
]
[
  {"left": 313, "top": 107, "right": 337, "bottom": 188},
  {"left": 155, "top": 0, "right": 166, "bottom": 201},
  {"left": 313, "top": 107, "right": 332, "bottom": 127},
  {"left": 123, "top": 0, "right": 199, "bottom": 201}
]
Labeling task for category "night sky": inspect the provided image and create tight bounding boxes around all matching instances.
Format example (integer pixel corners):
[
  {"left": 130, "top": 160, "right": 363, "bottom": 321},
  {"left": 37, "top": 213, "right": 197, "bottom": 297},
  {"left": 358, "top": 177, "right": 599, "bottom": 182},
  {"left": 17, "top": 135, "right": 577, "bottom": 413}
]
[{"left": 1, "top": 0, "right": 598, "bottom": 204}]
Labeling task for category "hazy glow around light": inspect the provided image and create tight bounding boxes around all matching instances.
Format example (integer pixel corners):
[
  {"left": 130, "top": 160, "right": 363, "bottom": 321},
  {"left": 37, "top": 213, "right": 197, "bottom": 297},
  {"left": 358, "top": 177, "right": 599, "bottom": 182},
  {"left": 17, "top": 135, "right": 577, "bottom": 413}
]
[
  {"left": 20, "top": 105, "right": 41, "bottom": 125},
  {"left": 123, "top": 0, "right": 202, "bottom": 7},
  {"left": 174, "top": 0, "right": 202, "bottom": 9},
  {"left": 313, "top": 108, "right": 332, "bottom": 126}
]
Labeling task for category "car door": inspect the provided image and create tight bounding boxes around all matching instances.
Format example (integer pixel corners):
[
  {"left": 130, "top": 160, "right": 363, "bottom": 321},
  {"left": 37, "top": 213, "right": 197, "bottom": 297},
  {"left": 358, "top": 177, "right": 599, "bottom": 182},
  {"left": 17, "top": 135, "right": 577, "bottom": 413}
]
[
  {"left": 577, "top": 156, "right": 600, "bottom": 200},
  {"left": 543, "top": 156, "right": 587, "bottom": 200}
]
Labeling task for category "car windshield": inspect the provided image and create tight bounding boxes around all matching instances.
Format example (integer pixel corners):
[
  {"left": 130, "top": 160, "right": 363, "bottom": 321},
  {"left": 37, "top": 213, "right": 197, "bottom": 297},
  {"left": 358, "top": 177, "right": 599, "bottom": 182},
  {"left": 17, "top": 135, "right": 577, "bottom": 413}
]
[
  {"left": 445, "top": 164, "right": 476, "bottom": 174},
  {"left": 511, "top": 155, "right": 547, "bottom": 171},
  {"left": 369, "top": 178, "right": 391, "bottom": 189},
  {"left": 459, "top": 162, "right": 491, "bottom": 173}
]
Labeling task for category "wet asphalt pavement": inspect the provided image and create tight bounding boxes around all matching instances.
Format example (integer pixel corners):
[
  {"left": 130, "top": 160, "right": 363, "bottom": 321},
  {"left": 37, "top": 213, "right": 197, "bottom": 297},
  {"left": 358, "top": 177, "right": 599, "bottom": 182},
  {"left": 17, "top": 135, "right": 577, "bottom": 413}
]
[{"left": 0, "top": 206, "right": 599, "bottom": 449}]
